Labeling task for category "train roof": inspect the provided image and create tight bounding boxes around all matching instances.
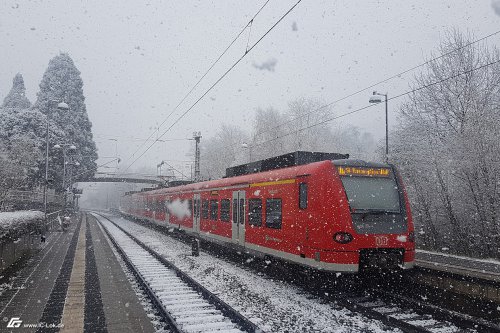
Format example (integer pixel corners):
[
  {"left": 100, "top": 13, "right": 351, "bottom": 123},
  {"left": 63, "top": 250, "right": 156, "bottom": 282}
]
[
  {"left": 225, "top": 151, "right": 349, "bottom": 177},
  {"left": 333, "top": 159, "right": 389, "bottom": 168}
]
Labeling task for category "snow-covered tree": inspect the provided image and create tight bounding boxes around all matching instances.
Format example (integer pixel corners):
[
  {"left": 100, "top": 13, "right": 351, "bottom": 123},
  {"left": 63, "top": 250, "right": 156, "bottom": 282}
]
[
  {"left": 284, "top": 98, "right": 335, "bottom": 152},
  {"left": 0, "top": 136, "right": 42, "bottom": 210},
  {"left": 1, "top": 73, "right": 31, "bottom": 110},
  {"left": 198, "top": 98, "right": 375, "bottom": 180},
  {"left": 251, "top": 107, "right": 288, "bottom": 160},
  {"left": 392, "top": 30, "right": 500, "bottom": 257},
  {"left": 34, "top": 53, "right": 98, "bottom": 191},
  {"left": 200, "top": 124, "right": 249, "bottom": 179}
]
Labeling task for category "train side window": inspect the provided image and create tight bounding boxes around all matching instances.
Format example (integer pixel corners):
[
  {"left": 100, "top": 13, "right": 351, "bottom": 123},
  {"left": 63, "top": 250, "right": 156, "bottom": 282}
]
[
  {"left": 188, "top": 200, "right": 193, "bottom": 216},
  {"left": 248, "top": 199, "right": 262, "bottom": 227},
  {"left": 202, "top": 200, "right": 209, "bottom": 219},
  {"left": 265, "top": 198, "right": 282, "bottom": 229},
  {"left": 299, "top": 183, "right": 308, "bottom": 209},
  {"left": 220, "top": 199, "right": 230, "bottom": 222},
  {"left": 210, "top": 200, "right": 218, "bottom": 220}
]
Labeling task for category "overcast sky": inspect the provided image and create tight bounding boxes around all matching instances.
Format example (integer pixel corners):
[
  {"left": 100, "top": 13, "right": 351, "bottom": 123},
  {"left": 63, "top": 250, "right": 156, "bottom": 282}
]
[{"left": 1, "top": 0, "right": 499, "bottom": 177}]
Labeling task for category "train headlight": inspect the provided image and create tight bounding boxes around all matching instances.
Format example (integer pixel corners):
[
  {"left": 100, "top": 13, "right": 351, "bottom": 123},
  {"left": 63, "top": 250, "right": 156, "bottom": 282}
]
[{"left": 333, "top": 232, "right": 353, "bottom": 244}]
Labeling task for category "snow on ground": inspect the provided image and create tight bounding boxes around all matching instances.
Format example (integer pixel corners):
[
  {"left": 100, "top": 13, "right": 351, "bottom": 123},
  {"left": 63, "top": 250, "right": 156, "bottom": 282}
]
[
  {"left": 0, "top": 210, "right": 44, "bottom": 239},
  {"left": 107, "top": 215, "right": 400, "bottom": 333}
]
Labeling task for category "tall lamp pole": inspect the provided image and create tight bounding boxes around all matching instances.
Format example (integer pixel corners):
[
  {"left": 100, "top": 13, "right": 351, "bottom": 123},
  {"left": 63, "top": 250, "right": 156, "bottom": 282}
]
[
  {"left": 369, "top": 91, "right": 389, "bottom": 164},
  {"left": 44, "top": 101, "right": 69, "bottom": 221},
  {"left": 54, "top": 143, "right": 77, "bottom": 213}
]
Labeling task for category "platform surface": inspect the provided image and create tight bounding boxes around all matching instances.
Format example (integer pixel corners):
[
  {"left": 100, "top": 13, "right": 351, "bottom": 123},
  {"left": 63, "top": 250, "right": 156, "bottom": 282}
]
[{"left": 0, "top": 213, "right": 155, "bottom": 333}]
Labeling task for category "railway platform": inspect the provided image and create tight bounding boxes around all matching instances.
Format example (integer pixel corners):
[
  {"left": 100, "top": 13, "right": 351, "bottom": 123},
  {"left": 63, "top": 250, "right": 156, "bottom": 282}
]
[{"left": 0, "top": 213, "right": 155, "bottom": 333}]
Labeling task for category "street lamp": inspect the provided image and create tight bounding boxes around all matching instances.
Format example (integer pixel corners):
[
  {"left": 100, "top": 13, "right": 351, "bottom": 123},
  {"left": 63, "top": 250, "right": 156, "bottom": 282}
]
[
  {"left": 44, "top": 101, "right": 69, "bottom": 221},
  {"left": 369, "top": 91, "right": 389, "bottom": 164},
  {"left": 54, "top": 143, "right": 77, "bottom": 213}
]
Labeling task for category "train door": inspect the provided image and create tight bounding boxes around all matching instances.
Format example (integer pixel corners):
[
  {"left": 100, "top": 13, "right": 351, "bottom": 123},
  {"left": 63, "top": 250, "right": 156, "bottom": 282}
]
[
  {"left": 232, "top": 191, "right": 246, "bottom": 245},
  {"left": 193, "top": 194, "right": 201, "bottom": 233}
]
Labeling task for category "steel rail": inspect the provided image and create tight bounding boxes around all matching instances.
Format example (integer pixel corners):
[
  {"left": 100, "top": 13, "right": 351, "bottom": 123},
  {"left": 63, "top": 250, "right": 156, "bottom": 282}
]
[{"left": 93, "top": 212, "right": 263, "bottom": 333}]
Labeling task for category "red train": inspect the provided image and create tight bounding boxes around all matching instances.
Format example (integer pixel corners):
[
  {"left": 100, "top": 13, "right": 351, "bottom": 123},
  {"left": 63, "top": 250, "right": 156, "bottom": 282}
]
[{"left": 120, "top": 151, "right": 415, "bottom": 273}]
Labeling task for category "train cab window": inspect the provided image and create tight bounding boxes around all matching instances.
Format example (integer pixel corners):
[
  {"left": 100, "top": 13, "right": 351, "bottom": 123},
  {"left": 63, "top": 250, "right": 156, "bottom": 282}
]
[
  {"left": 248, "top": 199, "right": 262, "bottom": 226},
  {"left": 202, "top": 200, "right": 209, "bottom": 219},
  {"left": 299, "top": 183, "right": 308, "bottom": 209},
  {"left": 210, "top": 200, "right": 218, "bottom": 220},
  {"left": 265, "top": 198, "right": 282, "bottom": 229},
  {"left": 220, "top": 199, "right": 230, "bottom": 222}
]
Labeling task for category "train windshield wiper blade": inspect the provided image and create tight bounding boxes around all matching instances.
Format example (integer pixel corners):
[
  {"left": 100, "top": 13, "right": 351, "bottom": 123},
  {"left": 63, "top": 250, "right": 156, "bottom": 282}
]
[{"left": 353, "top": 209, "right": 400, "bottom": 214}]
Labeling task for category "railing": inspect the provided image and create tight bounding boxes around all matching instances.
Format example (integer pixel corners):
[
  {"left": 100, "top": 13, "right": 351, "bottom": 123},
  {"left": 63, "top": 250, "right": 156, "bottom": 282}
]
[{"left": 4, "top": 190, "right": 64, "bottom": 204}]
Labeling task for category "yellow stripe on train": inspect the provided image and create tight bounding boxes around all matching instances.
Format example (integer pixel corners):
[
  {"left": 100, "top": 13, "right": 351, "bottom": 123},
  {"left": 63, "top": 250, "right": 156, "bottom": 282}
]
[{"left": 249, "top": 179, "right": 296, "bottom": 187}]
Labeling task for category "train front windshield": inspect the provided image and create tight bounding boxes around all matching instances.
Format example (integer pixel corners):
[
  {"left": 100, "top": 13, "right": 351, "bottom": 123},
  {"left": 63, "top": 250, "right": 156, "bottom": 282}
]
[
  {"left": 340, "top": 176, "right": 400, "bottom": 212},
  {"left": 337, "top": 166, "right": 401, "bottom": 213},
  {"left": 337, "top": 165, "right": 407, "bottom": 234}
]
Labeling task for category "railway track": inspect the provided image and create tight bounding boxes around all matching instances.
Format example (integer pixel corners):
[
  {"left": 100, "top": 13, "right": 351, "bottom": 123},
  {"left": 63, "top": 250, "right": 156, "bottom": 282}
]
[
  {"left": 115, "top": 213, "right": 500, "bottom": 333},
  {"left": 92, "top": 212, "right": 262, "bottom": 333}
]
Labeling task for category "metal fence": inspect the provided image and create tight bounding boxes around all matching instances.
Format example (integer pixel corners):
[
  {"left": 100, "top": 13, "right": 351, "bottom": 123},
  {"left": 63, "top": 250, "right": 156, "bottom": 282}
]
[{"left": 5, "top": 190, "right": 64, "bottom": 204}]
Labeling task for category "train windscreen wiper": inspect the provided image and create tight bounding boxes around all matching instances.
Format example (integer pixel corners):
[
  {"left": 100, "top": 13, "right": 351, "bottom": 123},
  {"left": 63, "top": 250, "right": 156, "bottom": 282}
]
[{"left": 352, "top": 209, "right": 400, "bottom": 215}]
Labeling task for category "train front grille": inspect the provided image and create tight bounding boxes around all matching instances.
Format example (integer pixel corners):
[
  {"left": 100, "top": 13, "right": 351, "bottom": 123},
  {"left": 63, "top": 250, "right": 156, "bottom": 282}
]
[{"left": 359, "top": 248, "right": 404, "bottom": 270}]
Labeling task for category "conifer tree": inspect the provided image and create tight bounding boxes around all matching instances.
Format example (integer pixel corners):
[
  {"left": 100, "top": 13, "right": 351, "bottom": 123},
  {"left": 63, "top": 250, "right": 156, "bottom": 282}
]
[
  {"left": 2, "top": 73, "right": 31, "bottom": 110},
  {"left": 35, "top": 53, "right": 98, "bottom": 191}
]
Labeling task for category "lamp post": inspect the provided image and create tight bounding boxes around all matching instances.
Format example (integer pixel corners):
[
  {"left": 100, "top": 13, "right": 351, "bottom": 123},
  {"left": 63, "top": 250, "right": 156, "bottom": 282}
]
[
  {"left": 43, "top": 101, "right": 69, "bottom": 221},
  {"left": 108, "top": 138, "right": 119, "bottom": 171},
  {"left": 67, "top": 160, "right": 80, "bottom": 210},
  {"left": 369, "top": 91, "right": 389, "bottom": 164},
  {"left": 54, "top": 143, "right": 77, "bottom": 212}
]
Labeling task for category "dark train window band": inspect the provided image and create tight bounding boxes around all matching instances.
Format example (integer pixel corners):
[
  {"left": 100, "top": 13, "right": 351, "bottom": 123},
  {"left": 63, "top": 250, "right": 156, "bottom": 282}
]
[{"left": 299, "top": 183, "right": 308, "bottom": 209}]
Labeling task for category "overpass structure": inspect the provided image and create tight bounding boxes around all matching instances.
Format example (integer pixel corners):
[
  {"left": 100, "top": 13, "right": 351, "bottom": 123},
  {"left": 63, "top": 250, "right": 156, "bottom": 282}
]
[{"left": 89, "top": 177, "right": 163, "bottom": 185}]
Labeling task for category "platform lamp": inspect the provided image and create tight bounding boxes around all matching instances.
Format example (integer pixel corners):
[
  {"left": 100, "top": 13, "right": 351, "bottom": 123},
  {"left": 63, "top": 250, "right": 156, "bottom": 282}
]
[
  {"left": 44, "top": 101, "right": 69, "bottom": 222},
  {"left": 369, "top": 91, "right": 389, "bottom": 164},
  {"left": 53, "top": 143, "right": 77, "bottom": 213}
]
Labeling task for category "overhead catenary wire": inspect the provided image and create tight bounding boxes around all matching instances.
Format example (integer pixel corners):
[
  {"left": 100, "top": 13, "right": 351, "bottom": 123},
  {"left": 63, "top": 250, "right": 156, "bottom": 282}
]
[
  {"left": 160, "top": 160, "right": 190, "bottom": 179},
  {"left": 123, "top": 0, "right": 272, "bottom": 164},
  {"left": 249, "top": 57, "right": 500, "bottom": 148},
  {"left": 123, "top": 0, "right": 303, "bottom": 172},
  {"left": 251, "top": 29, "right": 500, "bottom": 140},
  {"left": 71, "top": 157, "right": 121, "bottom": 181}
]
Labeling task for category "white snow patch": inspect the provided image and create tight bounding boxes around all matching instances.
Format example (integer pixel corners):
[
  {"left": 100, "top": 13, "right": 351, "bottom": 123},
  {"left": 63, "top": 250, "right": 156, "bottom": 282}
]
[
  {"left": 0, "top": 210, "right": 44, "bottom": 239},
  {"left": 166, "top": 199, "right": 190, "bottom": 219}
]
